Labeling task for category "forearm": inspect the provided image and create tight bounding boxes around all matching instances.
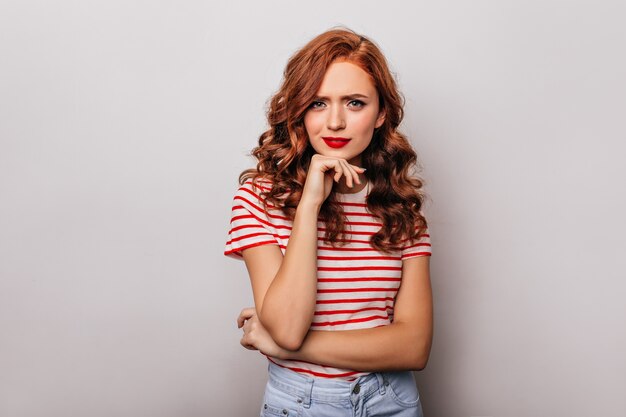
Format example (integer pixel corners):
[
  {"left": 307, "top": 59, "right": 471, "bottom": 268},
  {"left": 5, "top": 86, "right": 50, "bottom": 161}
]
[
  {"left": 280, "top": 321, "right": 432, "bottom": 372},
  {"left": 260, "top": 201, "right": 321, "bottom": 350}
]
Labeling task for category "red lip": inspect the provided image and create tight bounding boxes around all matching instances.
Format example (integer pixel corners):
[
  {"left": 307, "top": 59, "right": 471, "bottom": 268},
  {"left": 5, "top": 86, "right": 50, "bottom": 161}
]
[{"left": 322, "top": 137, "right": 351, "bottom": 149}]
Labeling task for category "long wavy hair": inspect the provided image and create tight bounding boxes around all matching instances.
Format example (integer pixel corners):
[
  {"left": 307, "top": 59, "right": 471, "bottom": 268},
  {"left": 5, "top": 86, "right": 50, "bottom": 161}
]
[{"left": 239, "top": 27, "right": 427, "bottom": 253}]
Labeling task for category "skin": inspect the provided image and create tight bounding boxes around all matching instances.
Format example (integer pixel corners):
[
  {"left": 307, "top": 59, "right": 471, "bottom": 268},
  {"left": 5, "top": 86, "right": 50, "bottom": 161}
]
[
  {"left": 304, "top": 59, "right": 385, "bottom": 193},
  {"left": 235, "top": 59, "right": 433, "bottom": 372}
]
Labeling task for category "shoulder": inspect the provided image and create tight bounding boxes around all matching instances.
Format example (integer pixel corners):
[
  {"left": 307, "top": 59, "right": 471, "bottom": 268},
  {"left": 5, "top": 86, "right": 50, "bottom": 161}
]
[
  {"left": 230, "top": 177, "right": 286, "bottom": 217},
  {"left": 233, "top": 177, "right": 273, "bottom": 201}
]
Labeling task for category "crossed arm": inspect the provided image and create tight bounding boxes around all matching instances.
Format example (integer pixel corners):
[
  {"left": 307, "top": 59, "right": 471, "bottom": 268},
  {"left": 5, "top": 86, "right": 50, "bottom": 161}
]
[{"left": 238, "top": 233, "right": 433, "bottom": 372}]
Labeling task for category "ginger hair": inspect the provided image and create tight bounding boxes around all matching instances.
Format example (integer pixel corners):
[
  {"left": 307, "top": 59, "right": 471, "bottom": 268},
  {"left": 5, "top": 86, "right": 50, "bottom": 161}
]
[{"left": 239, "top": 27, "right": 427, "bottom": 252}]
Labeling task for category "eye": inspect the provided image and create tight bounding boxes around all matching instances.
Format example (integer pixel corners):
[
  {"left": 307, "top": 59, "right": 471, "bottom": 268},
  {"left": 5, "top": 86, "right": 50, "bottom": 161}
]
[
  {"left": 348, "top": 100, "right": 365, "bottom": 108},
  {"left": 309, "top": 101, "right": 325, "bottom": 109}
]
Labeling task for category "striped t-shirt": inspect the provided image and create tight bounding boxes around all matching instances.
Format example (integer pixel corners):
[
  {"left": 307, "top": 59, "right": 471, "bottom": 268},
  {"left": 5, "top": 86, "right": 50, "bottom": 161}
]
[{"left": 224, "top": 178, "right": 432, "bottom": 381}]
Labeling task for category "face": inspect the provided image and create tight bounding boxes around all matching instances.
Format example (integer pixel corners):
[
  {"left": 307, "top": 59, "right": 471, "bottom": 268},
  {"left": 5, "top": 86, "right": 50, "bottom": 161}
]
[{"left": 303, "top": 60, "right": 385, "bottom": 166}]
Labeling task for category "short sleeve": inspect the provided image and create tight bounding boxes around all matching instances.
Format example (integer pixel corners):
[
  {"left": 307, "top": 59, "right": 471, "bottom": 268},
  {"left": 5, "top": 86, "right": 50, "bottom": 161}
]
[
  {"left": 224, "top": 179, "right": 281, "bottom": 260},
  {"left": 401, "top": 226, "right": 432, "bottom": 260}
]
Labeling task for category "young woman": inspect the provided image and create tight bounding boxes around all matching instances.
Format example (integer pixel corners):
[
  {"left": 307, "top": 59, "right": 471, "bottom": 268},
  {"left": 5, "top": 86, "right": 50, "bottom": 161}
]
[{"left": 225, "top": 27, "right": 433, "bottom": 417}]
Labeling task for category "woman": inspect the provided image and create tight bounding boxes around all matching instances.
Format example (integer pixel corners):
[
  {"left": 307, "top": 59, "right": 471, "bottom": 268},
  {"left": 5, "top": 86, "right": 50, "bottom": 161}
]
[{"left": 224, "top": 27, "right": 433, "bottom": 417}]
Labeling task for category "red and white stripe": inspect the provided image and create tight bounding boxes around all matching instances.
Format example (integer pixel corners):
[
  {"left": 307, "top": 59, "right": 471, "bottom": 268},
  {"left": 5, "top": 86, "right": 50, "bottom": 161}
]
[{"left": 225, "top": 179, "right": 431, "bottom": 381}]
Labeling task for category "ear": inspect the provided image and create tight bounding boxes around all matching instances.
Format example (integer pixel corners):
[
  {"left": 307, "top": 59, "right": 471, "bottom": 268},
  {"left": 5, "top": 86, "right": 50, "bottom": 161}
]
[{"left": 375, "top": 109, "right": 386, "bottom": 129}]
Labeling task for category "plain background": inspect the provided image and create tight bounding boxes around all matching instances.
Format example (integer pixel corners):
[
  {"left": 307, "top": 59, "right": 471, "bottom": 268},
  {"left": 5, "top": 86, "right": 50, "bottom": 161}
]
[{"left": 1, "top": 1, "right": 625, "bottom": 416}]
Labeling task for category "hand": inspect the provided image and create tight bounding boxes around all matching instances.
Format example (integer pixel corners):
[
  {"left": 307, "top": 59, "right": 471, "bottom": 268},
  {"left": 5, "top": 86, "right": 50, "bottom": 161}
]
[
  {"left": 300, "top": 154, "right": 366, "bottom": 207},
  {"left": 237, "top": 307, "right": 289, "bottom": 359}
]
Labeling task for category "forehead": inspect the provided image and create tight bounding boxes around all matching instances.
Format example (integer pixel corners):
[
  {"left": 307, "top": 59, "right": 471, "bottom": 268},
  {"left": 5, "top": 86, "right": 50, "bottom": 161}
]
[{"left": 316, "top": 61, "right": 377, "bottom": 96}]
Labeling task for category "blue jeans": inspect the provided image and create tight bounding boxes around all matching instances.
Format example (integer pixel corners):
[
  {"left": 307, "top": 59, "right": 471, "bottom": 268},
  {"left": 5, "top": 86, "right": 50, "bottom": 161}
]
[{"left": 260, "top": 361, "right": 424, "bottom": 417}]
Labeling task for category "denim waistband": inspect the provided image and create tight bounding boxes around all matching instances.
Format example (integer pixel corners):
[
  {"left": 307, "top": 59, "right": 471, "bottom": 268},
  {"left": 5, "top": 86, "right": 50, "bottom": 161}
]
[{"left": 267, "top": 361, "right": 388, "bottom": 407}]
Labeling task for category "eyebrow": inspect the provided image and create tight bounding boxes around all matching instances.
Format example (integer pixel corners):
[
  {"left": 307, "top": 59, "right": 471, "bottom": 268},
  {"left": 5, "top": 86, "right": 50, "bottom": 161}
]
[{"left": 313, "top": 93, "right": 370, "bottom": 100}]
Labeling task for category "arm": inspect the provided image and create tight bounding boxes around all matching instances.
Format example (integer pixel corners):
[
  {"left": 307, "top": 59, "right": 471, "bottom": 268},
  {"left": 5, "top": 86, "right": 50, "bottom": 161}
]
[
  {"left": 242, "top": 202, "right": 320, "bottom": 351},
  {"left": 240, "top": 255, "right": 433, "bottom": 371},
  {"left": 289, "top": 255, "right": 432, "bottom": 371},
  {"left": 242, "top": 156, "right": 365, "bottom": 351}
]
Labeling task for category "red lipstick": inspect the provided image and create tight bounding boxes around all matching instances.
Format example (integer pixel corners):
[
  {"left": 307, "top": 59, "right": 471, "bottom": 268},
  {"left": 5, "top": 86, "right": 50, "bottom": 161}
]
[{"left": 322, "top": 137, "right": 351, "bottom": 149}]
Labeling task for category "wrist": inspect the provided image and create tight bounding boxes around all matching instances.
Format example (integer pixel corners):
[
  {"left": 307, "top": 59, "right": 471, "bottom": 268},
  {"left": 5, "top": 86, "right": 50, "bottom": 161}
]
[
  {"left": 297, "top": 198, "right": 322, "bottom": 213},
  {"left": 278, "top": 347, "right": 296, "bottom": 360}
]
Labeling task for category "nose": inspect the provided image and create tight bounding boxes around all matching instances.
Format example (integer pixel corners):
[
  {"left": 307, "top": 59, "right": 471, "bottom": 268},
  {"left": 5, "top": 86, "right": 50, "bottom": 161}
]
[{"left": 326, "top": 105, "right": 346, "bottom": 131}]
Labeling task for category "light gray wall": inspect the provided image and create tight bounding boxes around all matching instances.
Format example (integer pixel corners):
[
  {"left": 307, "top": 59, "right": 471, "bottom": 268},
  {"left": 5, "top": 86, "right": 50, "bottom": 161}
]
[{"left": 1, "top": 1, "right": 624, "bottom": 416}]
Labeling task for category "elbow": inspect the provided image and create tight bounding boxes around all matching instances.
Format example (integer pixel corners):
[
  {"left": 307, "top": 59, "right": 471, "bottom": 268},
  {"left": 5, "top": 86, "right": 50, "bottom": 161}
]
[
  {"left": 258, "top": 313, "right": 307, "bottom": 351},
  {"left": 410, "top": 352, "right": 430, "bottom": 371},
  {"left": 273, "top": 333, "right": 305, "bottom": 351},
  {"left": 407, "top": 337, "right": 431, "bottom": 371}
]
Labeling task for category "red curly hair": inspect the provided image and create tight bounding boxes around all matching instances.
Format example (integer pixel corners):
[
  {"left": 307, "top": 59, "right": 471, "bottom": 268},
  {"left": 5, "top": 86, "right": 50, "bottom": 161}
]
[{"left": 239, "top": 27, "right": 427, "bottom": 253}]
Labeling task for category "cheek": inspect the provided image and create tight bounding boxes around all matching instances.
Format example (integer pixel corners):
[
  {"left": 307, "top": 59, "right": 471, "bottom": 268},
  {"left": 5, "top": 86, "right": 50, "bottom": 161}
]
[
  {"left": 304, "top": 113, "right": 323, "bottom": 135},
  {"left": 351, "top": 111, "right": 378, "bottom": 133}
]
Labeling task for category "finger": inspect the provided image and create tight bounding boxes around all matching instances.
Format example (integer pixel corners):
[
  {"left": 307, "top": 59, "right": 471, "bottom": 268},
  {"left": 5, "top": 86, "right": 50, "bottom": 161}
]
[
  {"left": 349, "top": 166, "right": 360, "bottom": 186},
  {"left": 338, "top": 160, "right": 354, "bottom": 187},
  {"left": 340, "top": 159, "right": 360, "bottom": 188},
  {"left": 243, "top": 320, "right": 252, "bottom": 333},
  {"left": 240, "top": 307, "right": 255, "bottom": 317},
  {"left": 237, "top": 313, "right": 248, "bottom": 328},
  {"left": 240, "top": 337, "right": 257, "bottom": 350},
  {"left": 349, "top": 163, "right": 365, "bottom": 183},
  {"left": 317, "top": 157, "right": 347, "bottom": 184},
  {"left": 315, "top": 155, "right": 337, "bottom": 173},
  {"left": 237, "top": 307, "right": 255, "bottom": 327},
  {"left": 238, "top": 307, "right": 254, "bottom": 320},
  {"left": 344, "top": 161, "right": 361, "bottom": 185},
  {"left": 332, "top": 162, "right": 345, "bottom": 183}
]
